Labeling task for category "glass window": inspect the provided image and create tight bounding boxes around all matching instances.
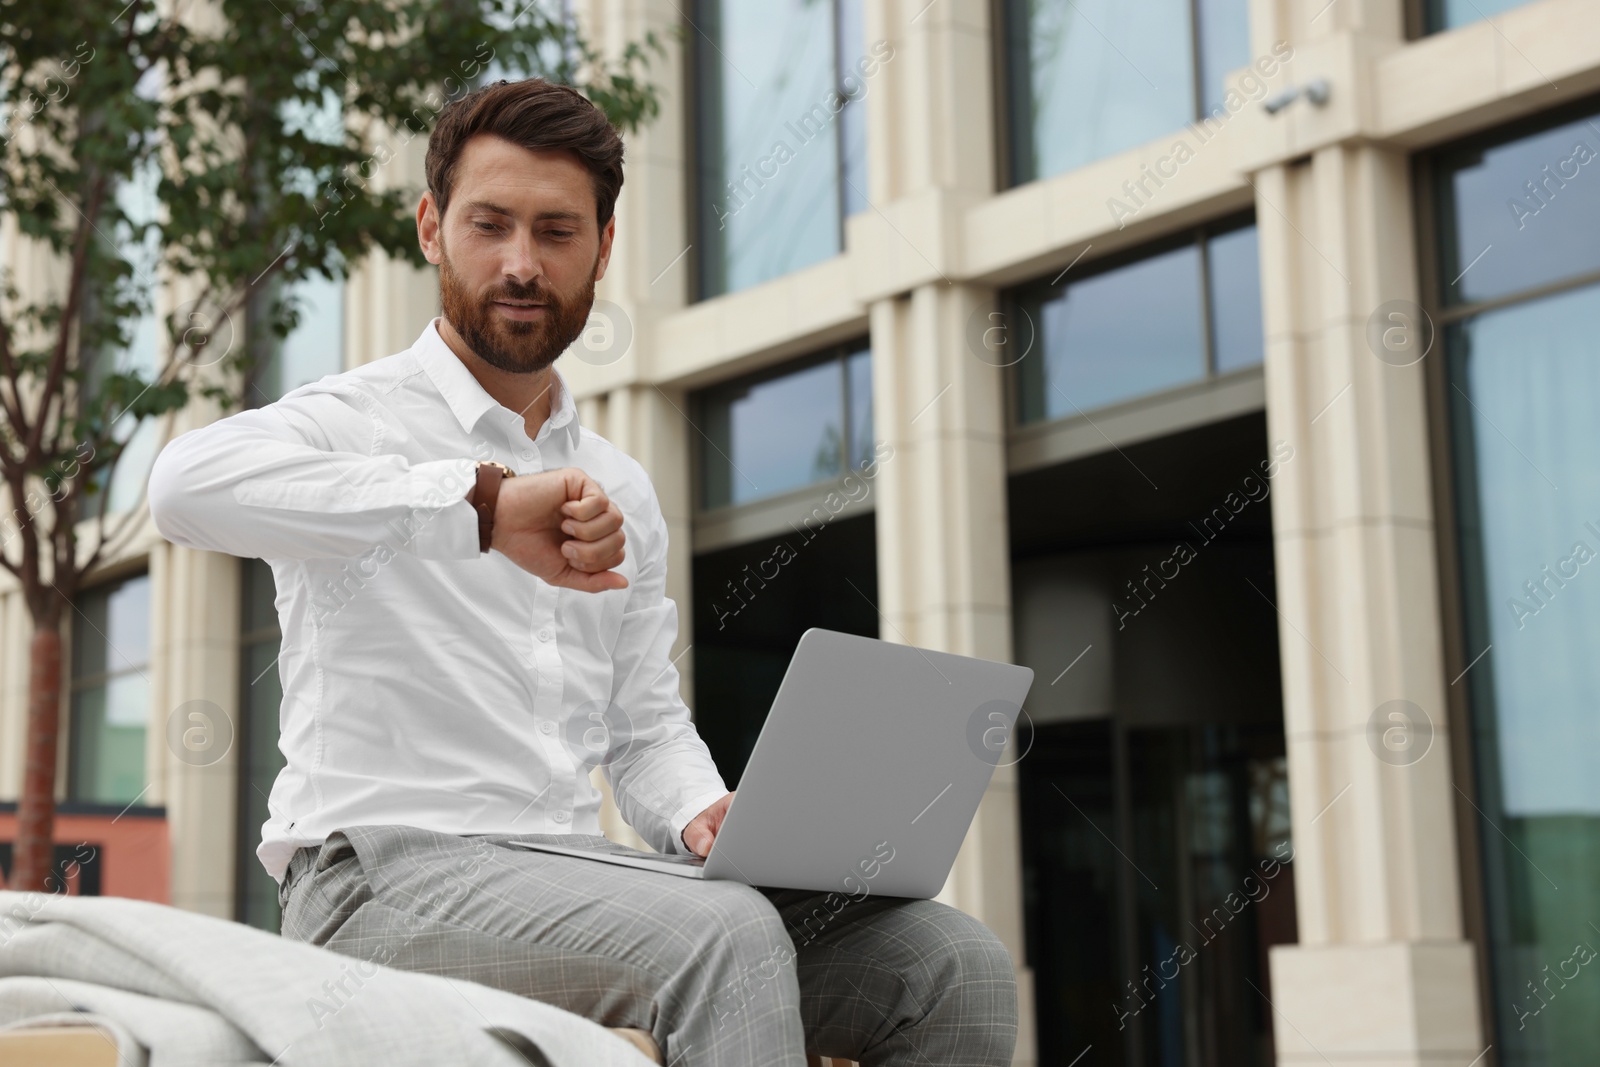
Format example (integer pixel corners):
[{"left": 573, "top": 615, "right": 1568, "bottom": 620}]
[
  {"left": 692, "top": 0, "right": 868, "bottom": 297},
  {"left": 1206, "top": 223, "right": 1265, "bottom": 373},
  {"left": 1435, "top": 113, "right": 1600, "bottom": 308},
  {"left": 1425, "top": 0, "right": 1535, "bottom": 32},
  {"left": 1013, "top": 221, "right": 1261, "bottom": 425},
  {"left": 1021, "top": 722, "right": 1293, "bottom": 1065},
  {"left": 87, "top": 157, "right": 163, "bottom": 516},
  {"left": 845, "top": 346, "right": 873, "bottom": 470},
  {"left": 691, "top": 515, "right": 879, "bottom": 783},
  {"left": 697, "top": 342, "right": 872, "bottom": 509},
  {"left": 237, "top": 558, "right": 287, "bottom": 931},
  {"left": 835, "top": 0, "right": 868, "bottom": 217},
  {"left": 247, "top": 92, "right": 347, "bottom": 408},
  {"left": 1438, "top": 116, "right": 1600, "bottom": 1064},
  {"left": 69, "top": 573, "right": 151, "bottom": 804},
  {"left": 1195, "top": 0, "right": 1252, "bottom": 118},
  {"left": 246, "top": 273, "right": 346, "bottom": 407},
  {"left": 1002, "top": 0, "right": 1250, "bottom": 184},
  {"left": 87, "top": 65, "right": 167, "bottom": 516}
]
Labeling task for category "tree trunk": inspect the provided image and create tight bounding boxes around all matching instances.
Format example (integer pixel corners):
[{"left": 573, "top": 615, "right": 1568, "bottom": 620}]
[{"left": 12, "top": 624, "right": 64, "bottom": 892}]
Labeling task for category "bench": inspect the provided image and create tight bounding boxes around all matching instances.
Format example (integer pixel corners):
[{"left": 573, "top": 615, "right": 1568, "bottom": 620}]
[{"left": 0, "top": 1024, "right": 855, "bottom": 1065}]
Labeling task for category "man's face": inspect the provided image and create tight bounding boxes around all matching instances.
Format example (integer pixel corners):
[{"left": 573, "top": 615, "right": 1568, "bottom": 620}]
[{"left": 418, "top": 134, "right": 615, "bottom": 374}]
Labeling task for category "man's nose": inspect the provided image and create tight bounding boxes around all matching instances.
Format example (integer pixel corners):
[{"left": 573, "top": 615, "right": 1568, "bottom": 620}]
[{"left": 503, "top": 230, "right": 543, "bottom": 286}]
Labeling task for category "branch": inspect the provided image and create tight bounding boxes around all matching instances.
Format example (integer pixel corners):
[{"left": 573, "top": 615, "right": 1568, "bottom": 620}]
[
  {"left": 23, "top": 171, "right": 108, "bottom": 466},
  {"left": 0, "top": 313, "right": 27, "bottom": 443}
]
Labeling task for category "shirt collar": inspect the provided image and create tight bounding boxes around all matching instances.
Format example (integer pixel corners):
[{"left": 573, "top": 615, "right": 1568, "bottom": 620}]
[{"left": 416, "top": 318, "right": 582, "bottom": 450}]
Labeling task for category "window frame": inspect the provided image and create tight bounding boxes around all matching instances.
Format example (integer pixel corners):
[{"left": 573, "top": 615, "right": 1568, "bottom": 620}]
[
  {"left": 65, "top": 564, "right": 153, "bottom": 805},
  {"left": 689, "top": 338, "right": 873, "bottom": 551},
  {"left": 1411, "top": 0, "right": 1538, "bottom": 37},
  {"left": 683, "top": 0, "right": 863, "bottom": 302},
  {"left": 993, "top": 0, "right": 1251, "bottom": 189},
  {"left": 1416, "top": 92, "right": 1600, "bottom": 1067},
  {"left": 1001, "top": 210, "right": 1261, "bottom": 437}
]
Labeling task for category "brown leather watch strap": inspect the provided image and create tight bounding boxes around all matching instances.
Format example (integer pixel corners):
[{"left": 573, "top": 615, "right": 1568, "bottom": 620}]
[{"left": 472, "top": 462, "right": 512, "bottom": 553}]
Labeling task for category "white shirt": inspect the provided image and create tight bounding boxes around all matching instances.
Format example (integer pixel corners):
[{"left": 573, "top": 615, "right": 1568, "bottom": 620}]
[{"left": 148, "top": 320, "right": 729, "bottom": 881}]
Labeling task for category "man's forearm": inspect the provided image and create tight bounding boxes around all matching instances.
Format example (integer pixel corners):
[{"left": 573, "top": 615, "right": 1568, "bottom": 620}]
[{"left": 148, "top": 395, "right": 481, "bottom": 562}]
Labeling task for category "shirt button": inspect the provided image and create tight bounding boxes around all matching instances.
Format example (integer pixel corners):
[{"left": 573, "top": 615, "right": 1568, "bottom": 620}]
[
  {"left": 538, "top": 629, "right": 553, "bottom": 642},
  {"left": 552, "top": 811, "right": 569, "bottom": 824},
  {"left": 520, "top": 449, "right": 535, "bottom": 460},
  {"left": 539, "top": 721, "right": 555, "bottom": 736}
]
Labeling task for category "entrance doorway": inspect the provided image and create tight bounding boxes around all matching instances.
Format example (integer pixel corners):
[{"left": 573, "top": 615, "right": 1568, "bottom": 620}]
[
  {"left": 1009, "top": 412, "right": 1297, "bottom": 1067},
  {"left": 690, "top": 513, "right": 878, "bottom": 785}
]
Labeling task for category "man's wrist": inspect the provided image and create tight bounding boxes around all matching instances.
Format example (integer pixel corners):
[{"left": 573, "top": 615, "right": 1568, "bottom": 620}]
[{"left": 472, "top": 461, "right": 514, "bottom": 552}]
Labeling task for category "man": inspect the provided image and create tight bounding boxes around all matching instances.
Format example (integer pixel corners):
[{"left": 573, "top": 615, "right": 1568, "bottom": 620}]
[{"left": 148, "top": 77, "right": 1016, "bottom": 1066}]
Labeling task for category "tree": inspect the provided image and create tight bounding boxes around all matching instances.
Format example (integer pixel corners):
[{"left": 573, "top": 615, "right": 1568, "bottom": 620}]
[{"left": 0, "top": 0, "right": 669, "bottom": 892}]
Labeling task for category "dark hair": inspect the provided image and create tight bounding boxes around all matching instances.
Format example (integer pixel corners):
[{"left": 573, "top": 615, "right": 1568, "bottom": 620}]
[{"left": 425, "top": 78, "right": 625, "bottom": 228}]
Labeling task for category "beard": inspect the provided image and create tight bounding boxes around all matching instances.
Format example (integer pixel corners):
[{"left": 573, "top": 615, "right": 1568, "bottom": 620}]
[{"left": 438, "top": 246, "right": 597, "bottom": 375}]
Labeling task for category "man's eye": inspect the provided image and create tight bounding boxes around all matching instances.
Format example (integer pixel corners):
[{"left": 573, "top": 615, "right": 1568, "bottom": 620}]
[
  {"left": 473, "top": 221, "right": 500, "bottom": 233},
  {"left": 548, "top": 230, "right": 575, "bottom": 239}
]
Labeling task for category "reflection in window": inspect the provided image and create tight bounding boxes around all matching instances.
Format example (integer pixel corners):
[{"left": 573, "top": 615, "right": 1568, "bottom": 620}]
[
  {"left": 1195, "top": 0, "right": 1252, "bottom": 118},
  {"left": 1012, "top": 221, "right": 1261, "bottom": 425},
  {"left": 836, "top": 0, "right": 868, "bottom": 217},
  {"left": 692, "top": 0, "right": 871, "bottom": 297},
  {"left": 92, "top": 158, "right": 163, "bottom": 516},
  {"left": 1448, "top": 286, "right": 1600, "bottom": 1064},
  {"left": 1001, "top": 0, "right": 1251, "bottom": 183},
  {"left": 238, "top": 558, "right": 287, "bottom": 932},
  {"left": 89, "top": 64, "right": 167, "bottom": 515},
  {"left": 1439, "top": 114, "right": 1600, "bottom": 1064},
  {"left": 1425, "top": 0, "right": 1533, "bottom": 32},
  {"left": 1435, "top": 111, "right": 1600, "bottom": 308},
  {"left": 69, "top": 573, "right": 151, "bottom": 804},
  {"left": 1207, "top": 223, "right": 1265, "bottom": 373},
  {"left": 247, "top": 90, "right": 347, "bottom": 408},
  {"left": 697, "top": 342, "right": 872, "bottom": 510},
  {"left": 246, "top": 273, "right": 345, "bottom": 407},
  {"left": 1020, "top": 721, "right": 1294, "bottom": 1065}
]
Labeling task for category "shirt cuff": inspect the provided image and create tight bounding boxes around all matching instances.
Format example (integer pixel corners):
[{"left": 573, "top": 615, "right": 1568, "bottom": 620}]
[
  {"left": 666, "top": 786, "right": 733, "bottom": 856},
  {"left": 405, "top": 458, "right": 482, "bottom": 561}
]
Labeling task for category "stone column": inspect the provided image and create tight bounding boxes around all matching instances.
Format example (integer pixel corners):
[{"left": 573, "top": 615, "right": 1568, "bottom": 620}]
[
  {"left": 152, "top": 540, "right": 243, "bottom": 918},
  {"left": 1255, "top": 140, "right": 1485, "bottom": 1063},
  {"left": 864, "top": 1, "right": 1034, "bottom": 1061},
  {"left": 871, "top": 282, "right": 1032, "bottom": 1062}
]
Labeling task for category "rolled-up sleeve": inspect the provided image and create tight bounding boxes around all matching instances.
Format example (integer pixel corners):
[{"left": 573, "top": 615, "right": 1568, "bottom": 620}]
[
  {"left": 601, "top": 480, "right": 729, "bottom": 855},
  {"left": 148, "top": 382, "right": 480, "bottom": 561}
]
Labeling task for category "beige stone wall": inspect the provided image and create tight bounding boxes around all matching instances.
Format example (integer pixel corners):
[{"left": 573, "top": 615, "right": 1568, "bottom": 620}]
[{"left": 2, "top": 1, "right": 1599, "bottom": 1062}]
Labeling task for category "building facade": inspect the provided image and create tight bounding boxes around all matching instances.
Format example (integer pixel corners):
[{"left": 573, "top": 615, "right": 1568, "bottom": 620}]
[{"left": 2, "top": 1, "right": 1598, "bottom": 1064}]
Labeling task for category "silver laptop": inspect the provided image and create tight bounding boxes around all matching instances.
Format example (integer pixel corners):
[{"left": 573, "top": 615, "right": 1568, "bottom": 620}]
[{"left": 509, "top": 628, "right": 1035, "bottom": 899}]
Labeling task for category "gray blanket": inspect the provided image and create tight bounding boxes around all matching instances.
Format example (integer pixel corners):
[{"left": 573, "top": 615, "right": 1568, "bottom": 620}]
[{"left": 0, "top": 889, "right": 654, "bottom": 1066}]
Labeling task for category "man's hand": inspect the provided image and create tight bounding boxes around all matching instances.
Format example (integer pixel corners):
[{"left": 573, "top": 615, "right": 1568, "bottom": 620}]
[
  {"left": 489, "top": 468, "right": 628, "bottom": 592},
  {"left": 681, "top": 792, "right": 735, "bottom": 857}
]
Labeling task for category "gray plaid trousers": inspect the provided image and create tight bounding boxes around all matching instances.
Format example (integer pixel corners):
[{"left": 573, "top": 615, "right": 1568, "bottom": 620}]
[{"left": 278, "top": 825, "right": 1017, "bottom": 1066}]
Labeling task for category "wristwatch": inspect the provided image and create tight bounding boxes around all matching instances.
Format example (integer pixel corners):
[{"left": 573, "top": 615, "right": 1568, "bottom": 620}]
[{"left": 471, "top": 461, "right": 514, "bottom": 553}]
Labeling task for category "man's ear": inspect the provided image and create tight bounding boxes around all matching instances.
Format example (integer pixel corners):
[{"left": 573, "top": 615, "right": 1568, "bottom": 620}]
[
  {"left": 417, "top": 192, "right": 444, "bottom": 265},
  {"left": 593, "top": 215, "right": 617, "bottom": 283}
]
